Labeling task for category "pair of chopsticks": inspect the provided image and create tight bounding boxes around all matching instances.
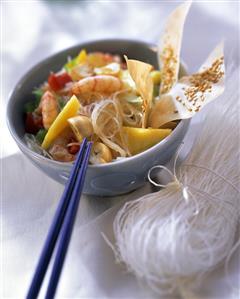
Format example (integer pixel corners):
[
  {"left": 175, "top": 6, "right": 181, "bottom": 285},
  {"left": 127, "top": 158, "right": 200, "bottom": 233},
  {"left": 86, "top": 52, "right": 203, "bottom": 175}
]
[{"left": 26, "top": 138, "right": 92, "bottom": 299}]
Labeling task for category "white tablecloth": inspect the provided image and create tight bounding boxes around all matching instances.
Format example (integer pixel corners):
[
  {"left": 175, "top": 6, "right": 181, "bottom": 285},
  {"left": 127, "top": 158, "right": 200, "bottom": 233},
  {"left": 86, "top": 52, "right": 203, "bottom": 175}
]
[{"left": 1, "top": 1, "right": 240, "bottom": 298}]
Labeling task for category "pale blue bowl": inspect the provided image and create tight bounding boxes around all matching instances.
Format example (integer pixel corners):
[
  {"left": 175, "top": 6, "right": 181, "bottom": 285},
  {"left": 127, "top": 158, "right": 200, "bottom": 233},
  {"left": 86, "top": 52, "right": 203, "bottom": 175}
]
[{"left": 7, "top": 39, "right": 189, "bottom": 196}]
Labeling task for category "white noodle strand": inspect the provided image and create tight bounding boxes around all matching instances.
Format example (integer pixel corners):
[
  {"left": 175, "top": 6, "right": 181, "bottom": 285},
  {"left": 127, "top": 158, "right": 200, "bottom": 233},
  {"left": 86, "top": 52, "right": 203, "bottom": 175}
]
[
  {"left": 112, "top": 66, "right": 240, "bottom": 297},
  {"left": 91, "top": 99, "right": 129, "bottom": 157}
]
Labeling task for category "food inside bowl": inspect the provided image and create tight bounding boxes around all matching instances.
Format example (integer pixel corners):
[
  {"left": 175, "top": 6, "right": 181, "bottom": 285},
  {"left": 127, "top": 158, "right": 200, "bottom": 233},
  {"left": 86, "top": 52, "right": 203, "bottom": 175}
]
[
  {"left": 23, "top": 2, "right": 225, "bottom": 165},
  {"left": 24, "top": 50, "right": 176, "bottom": 164}
]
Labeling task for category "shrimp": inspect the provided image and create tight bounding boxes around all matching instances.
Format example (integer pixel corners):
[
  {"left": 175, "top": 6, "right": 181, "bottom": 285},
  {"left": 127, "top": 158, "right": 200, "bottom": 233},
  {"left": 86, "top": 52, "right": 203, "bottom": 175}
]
[
  {"left": 48, "top": 127, "right": 76, "bottom": 162},
  {"left": 40, "top": 91, "right": 59, "bottom": 129},
  {"left": 72, "top": 75, "right": 122, "bottom": 97},
  {"left": 49, "top": 144, "right": 75, "bottom": 162}
]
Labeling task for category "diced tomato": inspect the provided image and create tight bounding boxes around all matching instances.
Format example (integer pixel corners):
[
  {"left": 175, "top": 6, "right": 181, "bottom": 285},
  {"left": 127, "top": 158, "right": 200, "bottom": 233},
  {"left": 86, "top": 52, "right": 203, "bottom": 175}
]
[
  {"left": 48, "top": 74, "right": 59, "bottom": 91},
  {"left": 48, "top": 72, "right": 72, "bottom": 92},
  {"left": 56, "top": 72, "right": 72, "bottom": 87},
  {"left": 68, "top": 144, "right": 80, "bottom": 155},
  {"left": 25, "top": 112, "right": 43, "bottom": 134}
]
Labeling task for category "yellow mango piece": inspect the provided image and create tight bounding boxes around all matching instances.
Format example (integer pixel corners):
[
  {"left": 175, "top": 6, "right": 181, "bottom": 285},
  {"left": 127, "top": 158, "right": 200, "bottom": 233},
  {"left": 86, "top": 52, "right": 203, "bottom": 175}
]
[
  {"left": 76, "top": 49, "right": 87, "bottom": 64},
  {"left": 123, "top": 127, "right": 172, "bottom": 155},
  {"left": 42, "top": 95, "right": 80, "bottom": 149},
  {"left": 150, "top": 70, "right": 161, "bottom": 85}
]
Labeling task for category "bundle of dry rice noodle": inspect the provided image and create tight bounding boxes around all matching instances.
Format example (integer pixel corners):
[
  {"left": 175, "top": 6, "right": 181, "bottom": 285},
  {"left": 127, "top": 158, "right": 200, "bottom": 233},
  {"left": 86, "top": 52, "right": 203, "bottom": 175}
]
[{"left": 112, "top": 66, "right": 240, "bottom": 297}]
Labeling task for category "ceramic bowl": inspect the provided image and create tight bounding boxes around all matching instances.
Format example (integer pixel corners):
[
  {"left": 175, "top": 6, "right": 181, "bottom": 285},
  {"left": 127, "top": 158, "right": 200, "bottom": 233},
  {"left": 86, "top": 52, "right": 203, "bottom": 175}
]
[{"left": 7, "top": 39, "right": 189, "bottom": 196}]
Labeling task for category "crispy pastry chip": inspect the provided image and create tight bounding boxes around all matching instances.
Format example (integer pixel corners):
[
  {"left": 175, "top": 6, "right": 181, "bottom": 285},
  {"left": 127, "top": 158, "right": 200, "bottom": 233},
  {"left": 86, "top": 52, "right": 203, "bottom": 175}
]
[
  {"left": 149, "top": 43, "right": 225, "bottom": 128},
  {"left": 124, "top": 56, "right": 153, "bottom": 128},
  {"left": 158, "top": 1, "right": 192, "bottom": 94}
]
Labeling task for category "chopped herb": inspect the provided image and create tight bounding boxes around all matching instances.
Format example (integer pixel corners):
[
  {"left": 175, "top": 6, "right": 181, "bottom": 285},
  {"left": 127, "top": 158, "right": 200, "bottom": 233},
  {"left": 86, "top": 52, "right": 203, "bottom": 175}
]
[
  {"left": 64, "top": 57, "right": 77, "bottom": 72},
  {"left": 153, "top": 84, "right": 160, "bottom": 97},
  {"left": 24, "top": 89, "right": 43, "bottom": 113},
  {"left": 24, "top": 101, "right": 37, "bottom": 113},
  {"left": 33, "top": 88, "right": 44, "bottom": 102},
  {"left": 58, "top": 97, "right": 67, "bottom": 110},
  {"left": 36, "top": 129, "right": 48, "bottom": 144},
  {"left": 64, "top": 50, "right": 87, "bottom": 72}
]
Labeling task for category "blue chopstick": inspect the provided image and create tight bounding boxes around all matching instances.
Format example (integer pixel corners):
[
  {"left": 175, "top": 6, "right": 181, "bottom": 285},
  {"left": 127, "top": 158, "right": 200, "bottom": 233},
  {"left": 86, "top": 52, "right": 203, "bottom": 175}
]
[
  {"left": 45, "top": 143, "right": 92, "bottom": 299},
  {"left": 45, "top": 141, "right": 92, "bottom": 298},
  {"left": 26, "top": 138, "right": 91, "bottom": 299}
]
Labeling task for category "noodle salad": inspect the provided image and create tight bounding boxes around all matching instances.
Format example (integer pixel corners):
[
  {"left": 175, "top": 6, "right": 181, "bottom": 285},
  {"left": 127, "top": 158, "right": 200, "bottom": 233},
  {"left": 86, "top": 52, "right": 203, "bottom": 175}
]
[
  {"left": 24, "top": 2, "right": 224, "bottom": 165},
  {"left": 24, "top": 50, "right": 173, "bottom": 164}
]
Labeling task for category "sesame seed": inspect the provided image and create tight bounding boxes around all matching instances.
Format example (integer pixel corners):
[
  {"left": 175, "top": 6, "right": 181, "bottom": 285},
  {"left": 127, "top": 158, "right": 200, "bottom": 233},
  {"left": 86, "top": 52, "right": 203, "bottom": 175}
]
[
  {"left": 160, "top": 45, "right": 178, "bottom": 94},
  {"left": 182, "top": 57, "right": 224, "bottom": 109}
]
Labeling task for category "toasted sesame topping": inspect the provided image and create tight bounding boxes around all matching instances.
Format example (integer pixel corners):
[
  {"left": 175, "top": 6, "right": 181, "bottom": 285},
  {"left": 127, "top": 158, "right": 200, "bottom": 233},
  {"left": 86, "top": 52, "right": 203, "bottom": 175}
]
[
  {"left": 160, "top": 45, "right": 178, "bottom": 94},
  {"left": 175, "top": 57, "right": 224, "bottom": 113}
]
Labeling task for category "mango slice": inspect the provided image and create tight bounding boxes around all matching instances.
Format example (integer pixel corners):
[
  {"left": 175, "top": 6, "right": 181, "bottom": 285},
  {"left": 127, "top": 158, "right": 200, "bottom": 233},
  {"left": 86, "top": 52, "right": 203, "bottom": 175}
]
[
  {"left": 150, "top": 70, "right": 161, "bottom": 85},
  {"left": 64, "top": 49, "right": 87, "bottom": 71},
  {"left": 42, "top": 95, "right": 80, "bottom": 149},
  {"left": 122, "top": 127, "right": 172, "bottom": 155},
  {"left": 76, "top": 49, "right": 87, "bottom": 64}
]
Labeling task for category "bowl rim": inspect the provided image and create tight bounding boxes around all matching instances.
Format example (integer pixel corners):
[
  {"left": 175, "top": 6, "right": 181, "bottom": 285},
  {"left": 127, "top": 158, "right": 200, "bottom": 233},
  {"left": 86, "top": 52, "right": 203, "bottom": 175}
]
[{"left": 7, "top": 38, "right": 189, "bottom": 169}]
